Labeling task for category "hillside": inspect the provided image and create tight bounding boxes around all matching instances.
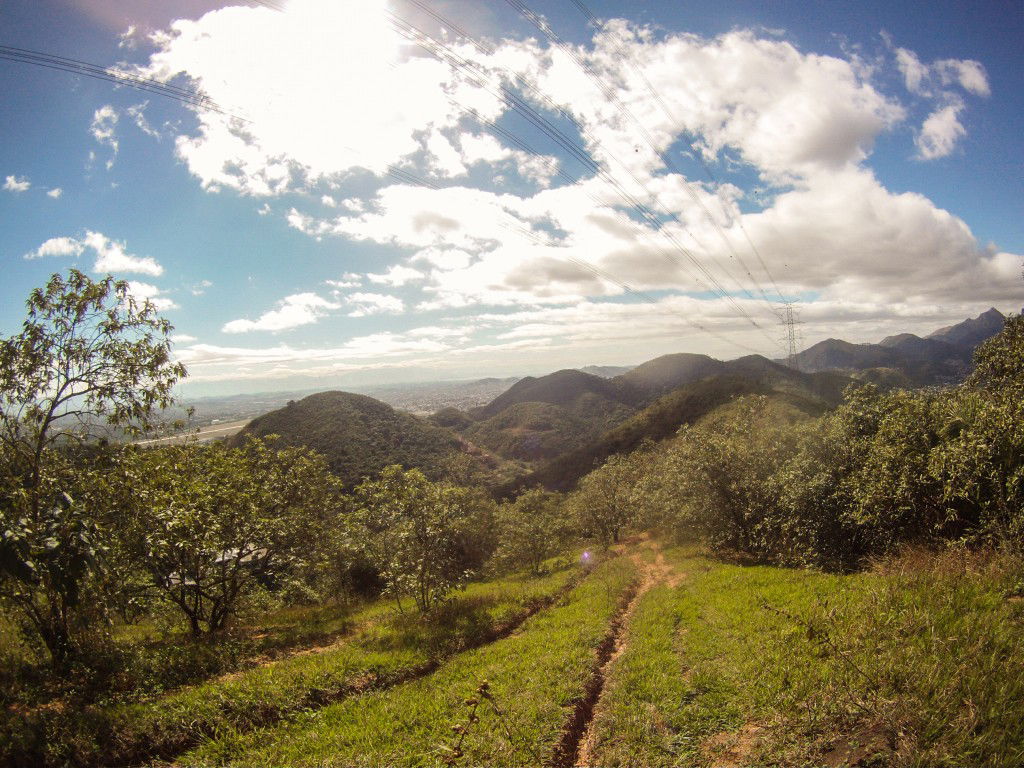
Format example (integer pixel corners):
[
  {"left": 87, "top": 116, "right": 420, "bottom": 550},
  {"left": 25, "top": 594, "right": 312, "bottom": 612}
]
[
  {"left": 461, "top": 400, "right": 629, "bottom": 463},
  {"left": 617, "top": 353, "right": 726, "bottom": 397},
  {"left": 475, "top": 368, "right": 642, "bottom": 419},
  {"left": 230, "top": 391, "right": 466, "bottom": 487},
  {"left": 501, "top": 363, "right": 853, "bottom": 494}
]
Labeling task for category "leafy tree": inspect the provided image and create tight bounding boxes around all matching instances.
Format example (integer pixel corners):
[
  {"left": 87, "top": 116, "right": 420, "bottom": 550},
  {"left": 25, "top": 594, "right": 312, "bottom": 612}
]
[
  {"left": 492, "top": 488, "right": 568, "bottom": 575},
  {"left": 351, "top": 465, "right": 476, "bottom": 613},
  {"left": 0, "top": 270, "right": 184, "bottom": 666},
  {"left": 116, "top": 438, "right": 338, "bottom": 636},
  {"left": 569, "top": 452, "right": 641, "bottom": 548}
]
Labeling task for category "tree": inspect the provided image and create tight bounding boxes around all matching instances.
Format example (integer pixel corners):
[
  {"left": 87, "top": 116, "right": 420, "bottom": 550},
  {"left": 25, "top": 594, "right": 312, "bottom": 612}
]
[
  {"left": 116, "top": 438, "right": 338, "bottom": 636},
  {"left": 351, "top": 465, "right": 476, "bottom": 613},
  {"left": 569, "top": 452, "right": 640, "bottom": 549},
  {"left": 0, "top": 270, "right": 185, "bottom": 666},
  {"left": 492, "top": 488, "right": 568, "bottom": 575}
]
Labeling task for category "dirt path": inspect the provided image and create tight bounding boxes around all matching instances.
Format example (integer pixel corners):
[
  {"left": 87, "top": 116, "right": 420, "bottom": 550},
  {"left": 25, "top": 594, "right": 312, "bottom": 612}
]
[{"left": 552, "top": 540, "right": 684, "bottom": 768}]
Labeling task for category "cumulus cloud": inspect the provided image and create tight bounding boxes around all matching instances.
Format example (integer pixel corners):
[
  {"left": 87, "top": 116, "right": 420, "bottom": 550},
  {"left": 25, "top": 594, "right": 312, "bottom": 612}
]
[
  {"left": 23, "top": 231, "right": 164, "bottom": 276},
  {"left": 4, "top": 175, "right": 30, "bottom": 193},
  {"left": 133, "top": 5, "right": 1019, "bottom": 377},
  {"left": 47, "top": 187, "right": 63, "bottom": 199},
  {"left": 366, "top": 265, "right": 425, "bottom": 287},
  {"left": 24, "top": 236, "right": 85, "bottom": 260},
  {"left": 222, "top": 292, "right": 341, "bottom": 333},
  {"left": 894, "top": 46, "right": 990, "bottom": 99},
  {"left": 137, "top": 1, "right": 507, "bottom": 194},
  {"left": 84, "top": 231, "right": 164, "bottom": 275}
]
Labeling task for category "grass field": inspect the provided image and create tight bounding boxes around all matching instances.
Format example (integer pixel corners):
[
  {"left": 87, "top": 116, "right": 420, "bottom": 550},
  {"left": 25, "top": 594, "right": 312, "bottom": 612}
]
[
  {"left": 183, "top": 553, "right": 639, "bottom": 766},
  {"left": 585, "top": 546, "right": 1024, "bottom": 768},
  {"left": 3, "top": 559, "right": 583, "bottom": 767},
  {"left": 7, "top": 542, "right": 1024, "bottom": 767}
]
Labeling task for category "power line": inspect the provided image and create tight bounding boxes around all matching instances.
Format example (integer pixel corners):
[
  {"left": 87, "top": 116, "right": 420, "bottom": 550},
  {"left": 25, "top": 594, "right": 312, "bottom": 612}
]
[{"left": 0, "top": 45, "right": 246, "bottom": 121}]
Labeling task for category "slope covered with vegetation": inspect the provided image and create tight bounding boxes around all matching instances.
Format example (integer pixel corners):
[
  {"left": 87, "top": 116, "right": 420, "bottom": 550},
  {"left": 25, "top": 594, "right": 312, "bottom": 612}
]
[{"left": 232, "top": 390, "right": 467, "bottom": 486}]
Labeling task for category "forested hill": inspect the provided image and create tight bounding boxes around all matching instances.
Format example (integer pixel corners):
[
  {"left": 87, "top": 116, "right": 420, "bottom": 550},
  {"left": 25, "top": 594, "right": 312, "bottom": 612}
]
[
  {"left": 500, "top": 366, "right": 850, "bottom": 495},
  {"left": 230, "top": 391, "right": 465, "bottom": 487}
]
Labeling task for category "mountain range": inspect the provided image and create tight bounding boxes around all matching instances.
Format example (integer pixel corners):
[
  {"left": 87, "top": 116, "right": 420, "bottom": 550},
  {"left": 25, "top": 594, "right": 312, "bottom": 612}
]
[{"left": 230, "top": 308, "right": 1007, "bottom": 492}]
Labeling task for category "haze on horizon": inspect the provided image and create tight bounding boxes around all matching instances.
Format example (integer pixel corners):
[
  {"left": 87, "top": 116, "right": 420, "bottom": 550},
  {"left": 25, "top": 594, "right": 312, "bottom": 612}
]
[{"left": 2, "top": 0, "right": 1022, "bottom": 397}]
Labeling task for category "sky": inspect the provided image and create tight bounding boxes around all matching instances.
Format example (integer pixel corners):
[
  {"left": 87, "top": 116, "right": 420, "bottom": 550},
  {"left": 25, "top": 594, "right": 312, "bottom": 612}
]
[{"left": 1, "top": 0, "right": 1022, "bottom": 397}]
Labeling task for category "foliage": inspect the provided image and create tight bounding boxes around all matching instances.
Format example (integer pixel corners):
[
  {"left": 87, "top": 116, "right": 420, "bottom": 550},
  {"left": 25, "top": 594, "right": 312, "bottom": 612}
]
[
  {"left": 492, "top": 489, "right": 569, "bottom": 575},
  {"left": 0, "top": 270, "right": 185, "bottom": 667},
  {"left": 115, "top": 437, "right": 338, "bottom": 636},
  {"left": 352, "top": 465, "right": 480, "bottom": 613},
  {"left": 618, "top": 315, "right": 1024, "bottom": 568},
  {"left": 568, "top": 452, "right": 642, "bottom": 548},
  {"left": 234, "top": 391, "right": 470, "bottom": 488}
]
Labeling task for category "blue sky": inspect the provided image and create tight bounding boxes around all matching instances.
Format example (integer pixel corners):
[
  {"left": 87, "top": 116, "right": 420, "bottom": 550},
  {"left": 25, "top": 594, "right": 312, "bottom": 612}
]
[{"left": 1, "top": 0, "right": 1022, "bottom": 396}]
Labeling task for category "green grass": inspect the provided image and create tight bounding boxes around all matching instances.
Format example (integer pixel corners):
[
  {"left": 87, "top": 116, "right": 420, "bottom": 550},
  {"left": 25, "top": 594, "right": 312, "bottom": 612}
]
[
  {"left": 587, "top": 546, "right": 1024, "bottom": 767},
  {"left": 184, "top": 554, "right": 639, "bottom": 766},
  {"left": 4, "top": 563, "right": 580, "bottom": 768}
]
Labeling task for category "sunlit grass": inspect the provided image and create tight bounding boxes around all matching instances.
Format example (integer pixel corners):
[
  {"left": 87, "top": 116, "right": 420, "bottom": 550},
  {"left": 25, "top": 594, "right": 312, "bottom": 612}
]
[
  {"left": 58, "top": 563, "right": 581, "bottom": 766},
  {"left": 587, "top": 546, "right": 1024, "bottom": 767},
  {"left": 185, "top": 554, "right": 639, "bottom": 767}
]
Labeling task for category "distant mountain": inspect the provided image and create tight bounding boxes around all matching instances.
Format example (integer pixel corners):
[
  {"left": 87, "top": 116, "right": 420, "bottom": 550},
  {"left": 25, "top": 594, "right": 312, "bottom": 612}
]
[
  {"left": 791, "top": 308, "right": 1005, "bottom": 386},
  {"left": 927, "top": 307, "right": 1006, "bottom": 348},
  {"left": 230, "top": 391, "right": 466, "bottom": 487},
  {"left": 461, "top": 401, "right": 618, "bottom": 462}
]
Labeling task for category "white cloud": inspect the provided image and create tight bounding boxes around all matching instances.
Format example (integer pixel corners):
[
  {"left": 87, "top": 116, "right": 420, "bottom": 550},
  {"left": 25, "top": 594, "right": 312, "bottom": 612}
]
[
  {"left": 47, "top": 187, "right": 63, "bottom": 199},
  {"left": 191, "top": 279, "right": 213, "bottom": 296},
  {"left": 895, "top": 47, "right": 930, "bottom": 95},
  {"left": 132, "top": 7, "right": 1019, "bottom": 369},
  {"left": 916, "top": 100, "right": 966, "bottom": 160},
  {"left": 127, "top": 281, "right": 178, "bottom": 311},
  {"left": 222, "top": 292, "right": 341, "bottom": 333},
  {"left": 91, "top": 106, "right": 119, "bottom": 169},
  {"left": 345, "top": 292, "right": 404, "bottom": 317},
  {"left": 894, "top": 46, "right": 990, "bottom": 100},
  {"left": 119, "top": 25, "right": 140, "bottom": 50},
  {"left": 24, "top": 236, "right": 85, "bottom": 260},
  {"left": 138, "top": 0, "right": 506, "bottom": 194},
  {"left": 84, "top": 231, "right": 164, "bottom": 276},
  {"left": 171, "top": 333, "right": 198, "bottom": 343},
  {"left": 934, "top": 58, "right": 990, "bottom": 97},
  {"left": 22, "top": 232, "right": 164, "bottom": 276},
  {"left": 4, "top": 175, "right": 30, "bottom": 193},
  {"left": 127, "top": 102, "right": 161, "bottom": 139}
]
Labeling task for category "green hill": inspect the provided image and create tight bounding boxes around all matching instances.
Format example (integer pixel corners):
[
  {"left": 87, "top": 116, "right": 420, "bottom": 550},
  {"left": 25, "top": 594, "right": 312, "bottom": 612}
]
[
  {"left": 475, "top": 368, "right": 642, "bottom": 418},
  {"left": 230, "top": 391, "right": 465, "bottom": 487},
  {"left": 461, "top": 400, "right": 628, "bottom": 463},
  {"left": 502, "top": 368, "right": 849, "bottom": 494}
]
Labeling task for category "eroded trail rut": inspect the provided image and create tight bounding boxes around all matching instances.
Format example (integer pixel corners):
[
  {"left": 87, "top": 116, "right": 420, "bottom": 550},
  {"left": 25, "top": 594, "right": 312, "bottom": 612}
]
[{"left": 551, "top": 542, "right": 681, "bottom": 768}]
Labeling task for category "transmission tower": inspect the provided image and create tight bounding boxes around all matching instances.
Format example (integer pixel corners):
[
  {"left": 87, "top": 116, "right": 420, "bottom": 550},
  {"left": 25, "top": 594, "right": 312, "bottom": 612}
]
[{"left": 781, "top": 302, "right": 803, "bottom": 370}]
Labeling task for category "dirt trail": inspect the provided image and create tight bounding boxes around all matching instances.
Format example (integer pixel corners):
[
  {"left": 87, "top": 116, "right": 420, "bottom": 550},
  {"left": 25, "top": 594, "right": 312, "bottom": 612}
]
[{"left": 551, "top": 540, "right": 684, "bottom": 768}]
